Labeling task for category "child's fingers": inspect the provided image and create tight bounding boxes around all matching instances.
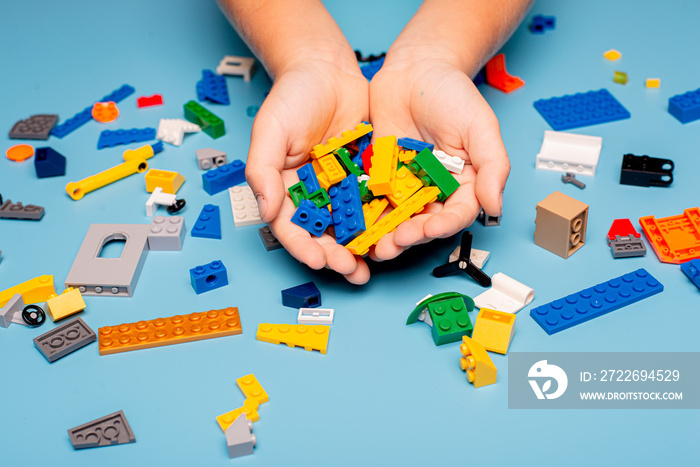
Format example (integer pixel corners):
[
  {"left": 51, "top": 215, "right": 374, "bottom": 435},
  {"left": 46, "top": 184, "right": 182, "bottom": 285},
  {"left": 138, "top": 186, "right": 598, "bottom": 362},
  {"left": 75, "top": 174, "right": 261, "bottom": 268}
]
[
  {"left": 342, "top": 257, "right": 370, "bottom": 285},
  {"left": 372, "top": 231, "right": 407, "bottom": 261},
  {"left": 245, "top": 108, "right": 288, "bottom": 223},
  {"left": 422, "top": 183, "right": 482, "bottom": 239},
  {"left": 318, "top": 238, "right": 359, "bottom": 276}
]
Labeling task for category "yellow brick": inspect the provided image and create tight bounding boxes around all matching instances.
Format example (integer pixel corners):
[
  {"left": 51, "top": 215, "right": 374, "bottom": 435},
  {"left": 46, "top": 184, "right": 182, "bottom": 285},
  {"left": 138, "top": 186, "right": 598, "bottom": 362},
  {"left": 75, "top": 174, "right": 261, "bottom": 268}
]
[
  {"left": 386, "top": 166, "right": 422, "bottom": 207},
  {"left": 368, "top": 135, "right": 399, "bottom": 196},
  {"left": 45, "top": 287, "right": 86, "bottom": 322},
  {"left": 317, "top": 172, "right": 331, "bottom": 191},
  {"left": 236, "top": 374, "right": 269, "bottom": 404},
  {"left": 256, "top": 323, "right": 330, "bottom": 354},
  {"left": 216, "top": 398, "right": 260, "bottom": 432},
  {"left": 459, "top": 336, "right": 497, "bottom": 388},
  {"left": 346, "top": 187, "right": 439, "bottom": 256},
  {"left": 0, "top": 275, "right": 55, "bottom": 308},
  {"left": 317, "top": 153, "right": 346, "bottom": 185},
  {"left": 471, "top": 309, "right": 516, "bottom": 354},
  {"left": 309, "top": 122, "right": 373, "bottom": 159},
  {"left": 603, "top": 49, "right": 621, "bottom": 61},
  {"left": 362, "top": 198, "right": 389, "bottom": 229},
  {"left": 398, "top": 149, "right": 416, "bottom": 163},
  {"left": 145, "top": 169, "right": 185, "bottom": 194},
  {"left": 646, "top": 78, "right": 660, "bottom": 88}
]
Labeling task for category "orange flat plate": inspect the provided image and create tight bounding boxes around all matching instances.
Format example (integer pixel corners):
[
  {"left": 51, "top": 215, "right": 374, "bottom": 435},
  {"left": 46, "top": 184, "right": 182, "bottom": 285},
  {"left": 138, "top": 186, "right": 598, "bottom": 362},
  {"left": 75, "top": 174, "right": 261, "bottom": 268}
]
[{"left": 639, "top": 207, "right": 700, "bottom": 263}]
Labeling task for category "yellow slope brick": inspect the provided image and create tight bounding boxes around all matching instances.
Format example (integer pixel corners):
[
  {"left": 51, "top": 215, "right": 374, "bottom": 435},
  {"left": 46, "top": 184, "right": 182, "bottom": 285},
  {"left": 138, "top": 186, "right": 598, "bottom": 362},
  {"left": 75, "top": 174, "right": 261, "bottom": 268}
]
[
  {"left": 471, "top": 308, "right": 516, "bottom": 354},
  {"left": 460, "top": 336, "right": 497, "bottom": 388}
]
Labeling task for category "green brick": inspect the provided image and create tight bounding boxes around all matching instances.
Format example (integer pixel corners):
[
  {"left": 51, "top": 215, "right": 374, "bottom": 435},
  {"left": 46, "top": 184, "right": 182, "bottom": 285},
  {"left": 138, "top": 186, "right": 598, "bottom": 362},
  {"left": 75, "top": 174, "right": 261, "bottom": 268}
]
[
  {"left": 406, "top": 292, "right": 475, "bottom": 346},
  {"left": 184, "top": 100, "right": 225, "bottom": 139},
  {"left": 359, "top": 180, "right": 375, "bottom": 203},
  {"left": 411, "top": 148, "right": 460, "bottom": 201},
  {"left": 334, "top": 148, "right": 363, "bottom": 177},
  {"left": 308, "top": 188, "right": 330, "bottom": 208},
  {"left": 289, "top": 182, "right": 308, "bottom": 207}
]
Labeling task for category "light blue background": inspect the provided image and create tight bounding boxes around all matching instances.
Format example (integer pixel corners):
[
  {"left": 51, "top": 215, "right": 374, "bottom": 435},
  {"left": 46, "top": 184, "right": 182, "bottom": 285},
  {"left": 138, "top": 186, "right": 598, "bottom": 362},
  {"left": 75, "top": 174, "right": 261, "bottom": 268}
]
[{"left": 1, "top": 0, "right": 698, "bottom": 465}]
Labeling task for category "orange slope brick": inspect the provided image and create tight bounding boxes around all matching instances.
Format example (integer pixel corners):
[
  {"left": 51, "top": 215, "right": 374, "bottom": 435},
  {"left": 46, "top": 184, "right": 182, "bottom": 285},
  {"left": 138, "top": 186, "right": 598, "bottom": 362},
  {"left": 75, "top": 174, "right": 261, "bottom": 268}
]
[{"left": 98, "top": 307, "right": 242, "bottom": 355}]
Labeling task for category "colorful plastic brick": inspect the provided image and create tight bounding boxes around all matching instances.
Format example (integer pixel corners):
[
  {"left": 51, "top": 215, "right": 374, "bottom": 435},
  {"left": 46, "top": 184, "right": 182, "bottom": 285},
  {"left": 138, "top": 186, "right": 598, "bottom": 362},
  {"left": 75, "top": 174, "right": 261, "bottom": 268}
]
[
  {"left": 92, "top": 101, "right": 119, "bottom": 123},
  {"left": 534, "top": 89, "right": 631, "bottom": 131},
  {"left": 368, "top": 135, "right": 399, "bottom": 195},
  {"left": 0, "top": 275, "right": 55, "bottom": 308},
  {"left": 281, "top": 281, "right": 321, "bottom": 308},
  {"left": 460, "top": 336, "right": 497, "bottom": 388},
  {"left": 646, "top": 78, "right": 660, "bottom": 88},
  {"left": 360, "top": 56, "right": 384, "bottom": 81},
  {"left": 620, "top": 153, "right": 674, "bottom": 187},
  {"left": 297, "top": 163, "right": 321, "bottom": 193},
  {"left": 531, "top": 268, "right": 663, "bottom": 335},
  {"left": 34, "top": 147, "right": 66, "bottom": 178},
  {"left": 189, "top": 261, "right": 228, "bottom": 294},
  {"left": 607, "top": 219, "right": 646, "bottom": 258},
  {"left": 68, "top": 411, "right": 135, "bottom": 449},
  {"left": 34, "top": 317, "right": 96, "bottom": 363},
  {"left": 603, "top": 49, "right": 621, "bottom": 61},
  {"left": 288, "top": 182, "right": 308, "bottom": 207},
  {"left": 0, "top": 294, "right": 24, "bottom": 328},
  {"left": 668, "top": 88, "right": 700, "bottom": 124},
  {"left": 317, "top": 153, "right": 346, "bottom": 185},
  {"left": 196, "top": 148, "right": 227, "bottom": 170},
  {"left": 145, "top": 187, "right": 176, "bottom": 216},
  {"left": 184, "top": 100, "right": 225, "bottom": 139},
  {"left": 335, "top": 148, "right": 363, "bottom": 177},
  {"left": 433, "top": 231, "right": 492, "bottom": 287},
  {"left": 65, "top": 144, "right": 157, "bottom": 200},
  {"left": 360, "top": 144, "right": 373, "bottom": 171},
  {"left": 329, "top": 174, "right": 365, "bottom": 244},
  {"left": 410, "top": 148, "right": 460, "bottom": 201},
  {"left": 156, "top": 118, "right": 200, "bottom": 146},
  {"left": 246, "top": 105, "right": 259, "bottom": 118},
  {"left": 291, "top": 200, "right": 331, "bottom": 237},
  {"left": 45, "top": 287, "right": 86, "bottom": 322},
  {"left": 346, "top": 187, "right": 440, "bottom": 255},
  {"left": 639, "top": 207, "right": 700, "bottom": 264},
  {"left": 433, "top": 150, "right": 464, "bottom": 174},
  {"left": 449, "top": 245, "right": 490, "bottom": 269},
  {"left": 613, "top": 71, "right": 628, "bottom": 85},
  {"left": 406, "top": 292, "right": 475, "bottom": 346},
  {"left": 202, "top": 160, "right": 246, "bottom": 195},
  {"left": 216, "top": 55, "right": 256, "bottom": 82},
  {"left": 536, "top": 130, "right": 602, "bottom": 176},
  {"left": 218, "top": 399, "right": 261, "bottom": 431},
  {"left": 236, "top": 374, "right": 269, "bottom": 405},
  {"left": 681, "top": 259, "right": 700, "bottom": 290},
  {"left": 225, "top": 414, "right": 256, "bottom": 459},
  {"left": 191, "top": 205, "right": 221, "bottom": 239},
  {"left": 230, "top": 185, "right": 262, "bottom": 227},
  {"left": 474, "top": 273, "right": 534, "bottom": 313},
  {"left": 534, "top": 191, "right": 588, "bottom": 259},
  {"left": 309, "top": 122, "right": 373, "bottom": 159},
  {"left": 136, "top": 94, "right": 163, "bottom": 108},
  {"left": 485, "top": 53, "right": 525, "bottom": 93},
  {"left": 145, "top": 168, "right": 185, "bottom": 194},
  {"left": 99, "top": 306, "right": 241, "bottom": 355},
  {"left": 97, "top": 127, "right": 156, "bottom": 149},
  {"left": 530, "top": 14, "right": 555, "bottom": 33},
  {"left": 9, "top": 114, "right": 57, "bottom": 140},
  {"left": 0, "top": 199, "right": 45, "bottom": 220},
  {"left": 147, "top": 216, "right": 186, "bottom": 251},
  {"left": 471, "top": 309, "right": 516, "bottom": 355},
  {"left": 386, "top": 166, "right": 422, "bottom": 207},
  {"left": 256, "top": 323, "right": 330, "bottom": 354},
  {"left": 397, "top": 137, "right": 434, "bottom": 153},
  {"left": 51, "top": 84, "right": 134, "bottom": 138},
  {"left": 259, "top": 225, "right": 282, "bottom": 251},
  {"left": 64, "top": 224, "right": 149, "bottom": 297},
  {"left": 398, "top": 149, "right": 416, "bottom": 164},
  {"left": 298, "top": 308, "right": 334, "bottom": 325},
  {"left": 197, "top": 69, "right": 230, "bottom": 105},
  {"left": 6, "top": 143, "right": 34, "bottom": 162},
  {"left": 362, "top": 197, "right": 389, "bottom": 229}
]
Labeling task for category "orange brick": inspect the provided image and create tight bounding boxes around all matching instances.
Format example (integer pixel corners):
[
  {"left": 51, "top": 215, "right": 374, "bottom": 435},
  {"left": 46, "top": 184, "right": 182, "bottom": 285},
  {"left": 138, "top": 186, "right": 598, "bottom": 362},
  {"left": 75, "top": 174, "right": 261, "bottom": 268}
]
[{"left": 98, "top": 307, "right": 242, "bottom": 355}]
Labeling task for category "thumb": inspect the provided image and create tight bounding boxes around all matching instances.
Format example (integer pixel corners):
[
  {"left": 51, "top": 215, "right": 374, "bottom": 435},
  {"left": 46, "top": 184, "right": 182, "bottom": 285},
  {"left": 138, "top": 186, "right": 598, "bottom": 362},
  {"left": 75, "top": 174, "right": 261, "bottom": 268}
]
[{"left": 245, "top": 107, "right": 288, "bottom": 223}]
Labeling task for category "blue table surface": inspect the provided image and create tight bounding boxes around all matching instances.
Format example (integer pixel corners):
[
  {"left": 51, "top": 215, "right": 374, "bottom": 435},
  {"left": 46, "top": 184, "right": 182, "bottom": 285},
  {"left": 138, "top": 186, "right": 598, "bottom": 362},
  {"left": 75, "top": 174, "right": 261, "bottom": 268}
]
[{"left": 1, "top": 0, "right": 699, "bottom": 465}]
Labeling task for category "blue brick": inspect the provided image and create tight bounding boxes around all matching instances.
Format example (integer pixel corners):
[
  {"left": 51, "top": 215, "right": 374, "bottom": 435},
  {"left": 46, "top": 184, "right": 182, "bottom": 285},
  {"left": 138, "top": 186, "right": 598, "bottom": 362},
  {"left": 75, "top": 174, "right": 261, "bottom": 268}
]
[
  {"left": 97, "top": 127, "right": 156, "bottom": 149},
  {"left": 281, "top": 281, "right": 321, "bottom": 308},
  {"left": 360, "top": 56, "right": 384, "bottom": 81},
  {"left": 398, "top": 137, "right": 434, "bottom": 152},
  {"left": 533, "top": 89, "right": 631, "bottom": 131},
  {"left": 530, "top": 268, "right": 663, "bottom": 335},
  {"left": 681, "top": 259, "right": 700, "bottom": 290},
  {"left": 190, "top": 260, "right": 228, "bottom": 294},
  {"left": 51, "top": 84, "right": 135, "bottom": 138},
  {"left": 668, "top": 88, "right": 700, "bottom": 124},
  {"left": 34, "top": 147, "right": 66, "bottom": 178},
  {"left": 329, "top": 174, "right": 365, "bottom": 245},
  {"left": 291, "top": 200, "right": 331, "bottom": 237},
  {"left": 202, "top": 160, "right": 246, "bottom": 195},
  {"left": 151, "top": 141, "right": 164, "bottom": 154},
  {"left": 530, "top": 14, "right": 556, "bottom": 33},
  {"left": 297, "top": 163, "right": 321, "bottom": 193},
  {"left": 197, "top": 70, "right": 230, "bottom": 105},
  {"left": 191, "top": 204, "right": 221, "bottom": 239}
]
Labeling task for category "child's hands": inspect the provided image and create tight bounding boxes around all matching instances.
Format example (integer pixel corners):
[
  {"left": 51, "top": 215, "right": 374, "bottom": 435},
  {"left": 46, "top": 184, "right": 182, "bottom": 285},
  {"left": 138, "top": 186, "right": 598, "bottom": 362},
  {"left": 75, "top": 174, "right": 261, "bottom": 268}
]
[
  {"left": 245, "top": 55, "right": 372, "bottom": 284},
  {"left": 368, "top": 55, "right": 510, "bottom": 261}
]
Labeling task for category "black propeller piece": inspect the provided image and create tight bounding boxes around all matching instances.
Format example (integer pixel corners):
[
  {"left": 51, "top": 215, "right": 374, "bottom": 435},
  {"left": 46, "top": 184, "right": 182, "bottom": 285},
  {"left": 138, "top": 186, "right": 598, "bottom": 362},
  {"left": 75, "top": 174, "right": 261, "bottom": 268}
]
[{"left": 432, "top": 230, "right": 491, "bottom": 287}]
